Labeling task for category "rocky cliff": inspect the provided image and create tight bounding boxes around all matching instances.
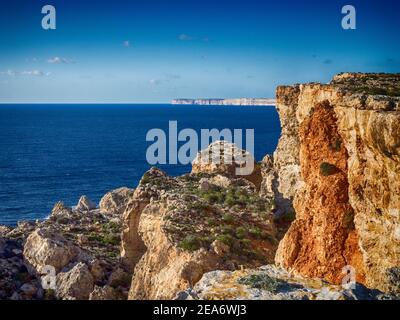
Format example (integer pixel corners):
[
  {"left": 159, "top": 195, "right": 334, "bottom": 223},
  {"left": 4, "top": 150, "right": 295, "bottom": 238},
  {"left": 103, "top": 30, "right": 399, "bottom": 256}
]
[
  {"left": 1, "top": 73, "right": 399, "bottom": 300},
  {"left": 273, "top": 73, "right": 400, "bottom": 294},
  {"left": 121, "top": 162, "right": 278, "bottom": 299},
  {"left": 0, "top": 190, "right": 134, "bottom": 300},
  {"left": 172, "top": 98, "right": 276, "bottom": 106}
]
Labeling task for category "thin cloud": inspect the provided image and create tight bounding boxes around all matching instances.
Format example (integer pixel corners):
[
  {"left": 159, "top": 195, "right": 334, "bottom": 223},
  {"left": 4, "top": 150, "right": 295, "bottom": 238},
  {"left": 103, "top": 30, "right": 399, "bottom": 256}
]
[
  {"left": 47, "top": 57, "right": 74, "bottom": 64},
  {"left": 149, "top": 79, "right": 161, "bottom": 86},
  {"left": 0, "top": 69, "right": 50, "bottom": 77},
  {"left": 21, "top": 70, "right": 51, "bottom": 76},
  {"left": 178, "top": 34, "right": 210, "bottom": 42},
  {"left": 25, "top": 57, "right": 39, "bottom": 63},
  {"left": 165, "top": 73, "right": 181, "bottom": 80},
  {"left": 0, "top": 70, "right": 16, "bottom": 76},
  {"left": 122, "top": 40, "right": 131, "bottom": 47},
  {"left": 178, "top": 34, "right": 194, "bottom": 41}
]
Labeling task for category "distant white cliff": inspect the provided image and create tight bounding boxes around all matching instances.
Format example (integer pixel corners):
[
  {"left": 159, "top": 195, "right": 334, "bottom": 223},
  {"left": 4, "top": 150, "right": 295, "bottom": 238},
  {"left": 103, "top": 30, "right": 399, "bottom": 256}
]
[{"left": 171, "top": 98, "right": 276, "bottom": 106}]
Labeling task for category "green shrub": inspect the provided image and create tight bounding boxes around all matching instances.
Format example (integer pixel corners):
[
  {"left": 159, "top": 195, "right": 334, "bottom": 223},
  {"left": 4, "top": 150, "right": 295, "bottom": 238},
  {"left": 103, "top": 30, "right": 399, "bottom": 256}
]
[
  {"left": 249, "top": 227, "right": 263, "bottom": 239},
  {"left": 140, "top": 173, "right": 151, "bottom": 184},
  {"left": 331, "top": 139, "right": 342, "bottom": 151},
  {"left": 277, "top": 211, "right": 296, "bottom": 223},
  {"left": 179, "top": 235, "right": 202, "bottom": 251},
  {"left": 320, "top": 162, "right": 337, "bottom": 176},
  {"left": 220, "top": 225, "right": 235, "bottom": 235},
  {"left": 342, "top": 209, "right": 355, "bottom": 231},
  {"left": 222, "top": 214, "right": 234, "bottom": 223},
  {"left": 235, "top": 227, "right": 247, "bottom": 239},
  {"left": 238, "top": 274, "right": 285, "bottom": 293},
  {"left": 216, "top": 234, "right": 234, "bottom": 246},
  {"left": 102, "top": 233, "right": 120, "bottom": 246},
  {"left": 44, "top": 289, "right": 57, "bottom": 300}
]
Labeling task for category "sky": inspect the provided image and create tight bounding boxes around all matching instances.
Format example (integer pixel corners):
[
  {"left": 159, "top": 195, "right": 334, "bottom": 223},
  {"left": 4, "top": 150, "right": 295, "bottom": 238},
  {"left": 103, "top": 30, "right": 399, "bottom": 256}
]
[{"left": 0, "top": 0, "right": 399, "bottom": 103}]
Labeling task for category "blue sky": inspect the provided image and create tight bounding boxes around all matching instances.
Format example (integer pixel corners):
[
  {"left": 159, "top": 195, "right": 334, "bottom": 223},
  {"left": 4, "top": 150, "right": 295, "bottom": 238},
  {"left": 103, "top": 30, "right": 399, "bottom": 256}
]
[{"left": 0, "top": 0, "right": 399, "bottom": 103}]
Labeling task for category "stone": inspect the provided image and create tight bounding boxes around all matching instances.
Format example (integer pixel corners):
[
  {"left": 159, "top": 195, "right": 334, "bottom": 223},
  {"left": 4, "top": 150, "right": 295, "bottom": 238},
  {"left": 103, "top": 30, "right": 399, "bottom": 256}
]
[
  {"left": 89, "top": 285, "right": 117, "bottom": 300},
  {"left": 198, "top": 178, "right": 211, "bottom": 191},
  {"left": 209, "top": 175, "right": 232, "bottom": 188},
  {"left": 99, "top": 187, "right": 135, "bottom": 215},
  {"left": 88, "top": 259, "right": 104, "bottom": 281},
  {"left": 122, "top": 168, "right": 277, "bottom": 300},
  {"left": 191, "top": 141, "right": 262, "bottom": 189},
  {"left": 0, "top": 225, "right": 11, "bottom": 237},
  {"left": 23, "top": 228, "right": 80, "bottom": 273},
  {"left": 108, "top": 267, "right": 130, "bottom": 288},
  {"left": 211, "top": 240, "right": 230, "bottom": 257},
  {"left": 20, "top": 283, "right": 37, "bottom": 297},
  {"left": 182, "top": 265, "right": 393, "bottom": 300},
  {"left": 56, "top": 262, "right": 94, "bottom": 300},
  {"left": 76, "top": 195, "right": 97, "bottom": 211}
]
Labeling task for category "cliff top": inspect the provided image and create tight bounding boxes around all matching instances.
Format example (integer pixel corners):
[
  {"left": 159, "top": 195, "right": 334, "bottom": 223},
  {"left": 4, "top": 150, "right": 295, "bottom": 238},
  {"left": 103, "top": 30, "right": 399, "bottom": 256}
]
[{"left": 331, "top": 73, "right": 400, "bottom": 97}]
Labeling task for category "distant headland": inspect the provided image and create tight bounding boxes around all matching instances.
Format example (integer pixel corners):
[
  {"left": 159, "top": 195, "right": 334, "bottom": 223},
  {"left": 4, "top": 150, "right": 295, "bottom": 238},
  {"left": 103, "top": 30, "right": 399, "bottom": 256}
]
[{"left": 171, "top": 98, "right": 276, "bottom": 106}]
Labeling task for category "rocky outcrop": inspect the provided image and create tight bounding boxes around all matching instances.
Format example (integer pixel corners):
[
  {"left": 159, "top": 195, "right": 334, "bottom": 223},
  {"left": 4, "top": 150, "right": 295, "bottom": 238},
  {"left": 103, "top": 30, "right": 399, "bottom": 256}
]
[
  {"left": 76, "top": 195, "right": 97, "bottom": 212},
  {"left": 172, "top": 98, "right": 276, "bottom": 106},
  {"left": 122, "top": 166, "right": 278, "bottom": 299},
  {"left": 56, "top": 262, "right": 94, "bottom": 300},
  {"left": 23, "top": 229, "right": 80, "bottom": 274},
  {"left": 191, "top": 141, "right": 262, "bottom": 189},
  {"left": 99, "top": 187, "right": 135, "bottom": 215},
  {"left": 0, "top": 196, "right": 130, "bottom": 300},
  {"left": 269, "top": 85, "right": 303, "bottom": 215},
  {"left": 274, "top": 73, "right": 400, "bottom": 294},
  {"left": 180, "top": 265, "right": 393, "bottom": 300}
]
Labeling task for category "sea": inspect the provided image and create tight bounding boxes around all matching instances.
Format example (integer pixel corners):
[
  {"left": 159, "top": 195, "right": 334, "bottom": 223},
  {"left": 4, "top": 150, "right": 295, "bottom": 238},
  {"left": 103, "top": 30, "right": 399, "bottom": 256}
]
[{"left": 0, "top": 104, "right": 281, "bottom": 225}]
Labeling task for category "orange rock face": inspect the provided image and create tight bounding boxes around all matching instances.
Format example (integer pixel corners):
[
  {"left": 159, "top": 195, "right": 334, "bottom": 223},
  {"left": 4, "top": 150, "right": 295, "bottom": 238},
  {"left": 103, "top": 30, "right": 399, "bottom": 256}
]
[{"left": 276, "top": 101, "right": 365, "bottom": 284}]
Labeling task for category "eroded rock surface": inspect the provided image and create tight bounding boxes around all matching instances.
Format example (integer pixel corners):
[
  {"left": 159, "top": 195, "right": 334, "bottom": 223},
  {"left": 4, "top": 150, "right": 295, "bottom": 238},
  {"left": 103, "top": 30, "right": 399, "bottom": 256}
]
[
  {"left": 181, "top": 265, "right": 394, "bottom": 300},
  {"left": 191, "top": 141, "right": 262, "bottom": 189},
  {"left": 122, "top": 167, "right": 278, "bottom": 299},
  {"left": 274, "top": 73, "right": 400, "bottom": 294},
  {"left": 99, "top": 187, "right": 135, "bottom": 215},
  {"left": 0, "top": 197, "right": 130, "bottom": 300}
]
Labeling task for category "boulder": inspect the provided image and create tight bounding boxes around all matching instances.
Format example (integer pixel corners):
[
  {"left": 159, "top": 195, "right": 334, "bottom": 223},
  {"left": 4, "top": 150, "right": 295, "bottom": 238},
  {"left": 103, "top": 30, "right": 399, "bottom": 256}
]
[
  {"left": 76, "top": 195, "right": 97, "bottom": 211},
  {"left": 191, "top": 141, "right": 262, "bottom": 189},
  {"left": 56, "top": 262, "right": 94, "bottom": 300},
  {"left": 20, "top": 283, "right": 37, "bottom": 297},
  {"left": 89, "top": 285, "right": 117, "bottom": 300},
  {"left": 181, "top": 265, "right": 393, "bottom": 300},
  {"left": 99, "top": 187, "right": 135, "bottom": 215},
  {"left": 23, "top": 228, "right": 80, "bottom": 273}
]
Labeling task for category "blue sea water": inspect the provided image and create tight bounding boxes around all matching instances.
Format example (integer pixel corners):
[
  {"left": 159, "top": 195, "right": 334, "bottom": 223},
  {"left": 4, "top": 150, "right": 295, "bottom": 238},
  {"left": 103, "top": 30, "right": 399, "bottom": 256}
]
[{"left": 0, "top": 104, "right": 281, "bottom": 226}]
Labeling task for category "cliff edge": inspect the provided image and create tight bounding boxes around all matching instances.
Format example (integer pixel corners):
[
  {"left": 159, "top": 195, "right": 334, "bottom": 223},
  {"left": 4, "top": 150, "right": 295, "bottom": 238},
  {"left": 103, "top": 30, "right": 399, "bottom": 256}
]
[{"left": 273, "top": 73, "right": 400, "bottom": 294}]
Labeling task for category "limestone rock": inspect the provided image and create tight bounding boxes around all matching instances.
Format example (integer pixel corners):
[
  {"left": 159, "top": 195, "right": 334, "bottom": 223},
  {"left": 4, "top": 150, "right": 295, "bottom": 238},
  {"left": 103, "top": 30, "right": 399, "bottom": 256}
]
[
  {"left": 76, "top": 195, "right": 97, "bottom": 212},
  {"left": 274, "top": 73, "right": 400, "bottom": 294},
  {"left": 99, "top": 187, "right": 135, "bottom": 215},
  {"left": 181, "top": 265, "right": 394, "bottom": 300},
  {"left": 0, "top": 225, "right": 11, "bottom": 237},
  {"left": 211, "top": 240, "right": 230, "bottom": 257},
  {"left": 191, "top": 141, "right": 262, "bottom": 189},
  {"left": 20, "top": 283, "right": 37, "bottom": 297},
  {"left": 89, "top": 285, "right": 117, "bottom": 300},
  {"left": 23, "top": 228, "right": 80, "bottom": 273},
  {"left": 122, "top": 167, "right": 278, "bottom": 300},
  {"left": 269, "top": 85, "right": 303, "bottom": 215},
  {"left": 56, "top": 262, "right": 94, "bottom": 300},
  {"left": 209, "top": 175, "right": 232, "bottom": 189}
]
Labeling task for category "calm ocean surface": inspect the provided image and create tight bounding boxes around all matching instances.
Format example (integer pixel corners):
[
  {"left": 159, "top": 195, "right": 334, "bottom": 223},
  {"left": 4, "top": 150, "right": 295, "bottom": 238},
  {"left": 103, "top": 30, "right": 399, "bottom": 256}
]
[{"left": 0, "top": 104, "right": 281, "bottom": 225}]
